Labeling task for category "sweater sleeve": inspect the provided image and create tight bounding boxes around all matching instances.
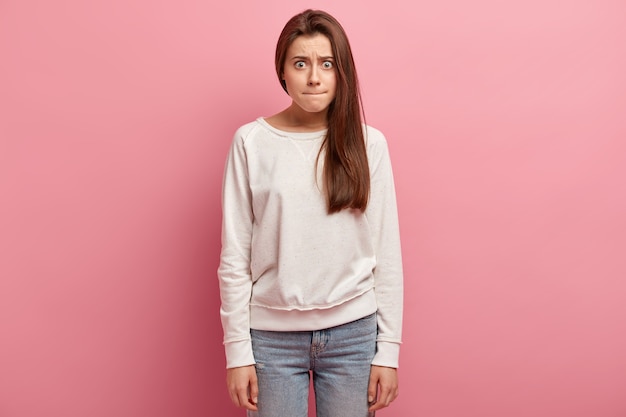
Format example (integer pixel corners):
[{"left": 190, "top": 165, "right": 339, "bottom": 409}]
[
  {"left": 365, "top": 128, "right": 404, "bottom": 368},
  {"left": 218, "top": 127, "right": 256, "bottom": 369}
]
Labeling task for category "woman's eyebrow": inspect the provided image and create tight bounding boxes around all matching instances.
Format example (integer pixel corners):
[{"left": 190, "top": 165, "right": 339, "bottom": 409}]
[{"left": 289, "top": 55, "right": 335, "bottom": 60}]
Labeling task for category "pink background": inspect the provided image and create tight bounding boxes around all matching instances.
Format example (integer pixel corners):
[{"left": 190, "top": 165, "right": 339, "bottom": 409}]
[{"left": 1, "top": 0, "right": 625, "bottom": 416}]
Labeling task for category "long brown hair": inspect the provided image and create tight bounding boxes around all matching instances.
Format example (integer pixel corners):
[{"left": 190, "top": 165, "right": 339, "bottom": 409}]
[{"left": 275, "top": 9, "right": 370, "bottom": 213}]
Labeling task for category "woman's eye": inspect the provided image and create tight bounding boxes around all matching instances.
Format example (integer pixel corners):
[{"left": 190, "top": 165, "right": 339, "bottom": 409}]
[
  {"left": 295, "top": 61, "right": 306, "bottom": 68},
  {"left": 322, "top": 61, "right": 333, "bottom": 69}
]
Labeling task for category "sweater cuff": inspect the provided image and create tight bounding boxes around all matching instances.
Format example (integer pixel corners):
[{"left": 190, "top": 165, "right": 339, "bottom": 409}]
[
  {"left": 225, "top": 339, "right": 256, "bottom": 369},
  {"left": 372, "top": 341, "right": 401, "bottom": 368}
]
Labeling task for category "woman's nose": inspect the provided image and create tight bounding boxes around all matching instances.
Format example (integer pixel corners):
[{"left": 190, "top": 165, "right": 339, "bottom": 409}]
[{"left": 307, "top": 68, "right": 321, "bottom": 86}]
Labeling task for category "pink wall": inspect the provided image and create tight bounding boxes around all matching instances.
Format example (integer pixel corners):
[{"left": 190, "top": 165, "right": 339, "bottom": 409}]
[{"left": 1, "top": 0, "right": 625, "bottom": 416}]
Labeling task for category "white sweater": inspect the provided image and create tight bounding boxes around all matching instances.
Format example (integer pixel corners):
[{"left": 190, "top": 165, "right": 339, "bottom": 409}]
[{"left": 218, "top": 118, "right": 403, "bottom": 369}]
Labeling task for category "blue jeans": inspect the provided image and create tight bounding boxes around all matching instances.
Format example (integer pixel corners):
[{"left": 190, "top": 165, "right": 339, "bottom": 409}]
[{"left": 248, "top": 313, "right": 377, "bottom": 417}]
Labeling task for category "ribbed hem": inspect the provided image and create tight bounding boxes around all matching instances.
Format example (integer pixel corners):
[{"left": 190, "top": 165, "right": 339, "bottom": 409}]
[
  {"left": 224, "top": 339, "right": 256, "bottom": 369},
  {"left": 250, "top": 289, "right": 377, "bottom": 332},
  {"left": 226, "top": 290, "right": 402, "bottom": 369},
  {"left": 372, "top": 341, "right": 401, "bottom": 368}
]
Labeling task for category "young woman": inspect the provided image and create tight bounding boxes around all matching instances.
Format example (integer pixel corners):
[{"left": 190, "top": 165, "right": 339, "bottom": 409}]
[{"left": 218, "top": 9, "right": 404, "bottom": 417}]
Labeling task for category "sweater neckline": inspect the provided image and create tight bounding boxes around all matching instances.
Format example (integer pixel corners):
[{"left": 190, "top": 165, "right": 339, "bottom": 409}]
[{"left": 257, "top": 117, "right": 327, "bottom": 140}]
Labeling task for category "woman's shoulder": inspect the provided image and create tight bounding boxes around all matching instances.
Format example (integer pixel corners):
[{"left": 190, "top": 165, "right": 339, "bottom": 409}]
[
  {"left": 233, "top": 118, "right": 264, "bottom": 139},
  {"left": 231, "top": 118, "right": 283, "bottom": 148},
  {"left": 364, "top": 124, "right": 386, "bottom": 140},
  {"left": 363, "top": 124, "right": 389, "bottom": 152}
]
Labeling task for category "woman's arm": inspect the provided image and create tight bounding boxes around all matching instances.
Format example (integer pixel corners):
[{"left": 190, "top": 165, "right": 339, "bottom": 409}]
[
  {"left": 218, "top": 127, "right": 256, "bottom": 369},
  {"left": 365, "top": 127, "right": 404, "bottom": 368}
]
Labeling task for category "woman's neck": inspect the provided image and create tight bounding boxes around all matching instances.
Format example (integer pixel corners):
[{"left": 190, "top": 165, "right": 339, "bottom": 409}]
[{"left": 265, "top": 103, "right": 328, "bottom": 132}]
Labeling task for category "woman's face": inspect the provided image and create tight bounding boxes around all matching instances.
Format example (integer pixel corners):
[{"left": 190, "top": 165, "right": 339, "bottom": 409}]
[{"left": 282, "top": 33, "right": 337, "bottom": 114}]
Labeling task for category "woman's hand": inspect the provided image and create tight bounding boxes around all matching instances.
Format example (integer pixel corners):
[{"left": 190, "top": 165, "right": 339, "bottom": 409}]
[
  {"left": 367, "top": 365, "right": 399, "bottom": 412},
  {"left": 226, "top": 365, "right": 258, "bottom": 411}
]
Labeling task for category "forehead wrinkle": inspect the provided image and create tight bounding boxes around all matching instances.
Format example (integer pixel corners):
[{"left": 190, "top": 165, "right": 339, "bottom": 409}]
[{"left": 287, "top": 34, "right": 333, "bottom": 60}]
